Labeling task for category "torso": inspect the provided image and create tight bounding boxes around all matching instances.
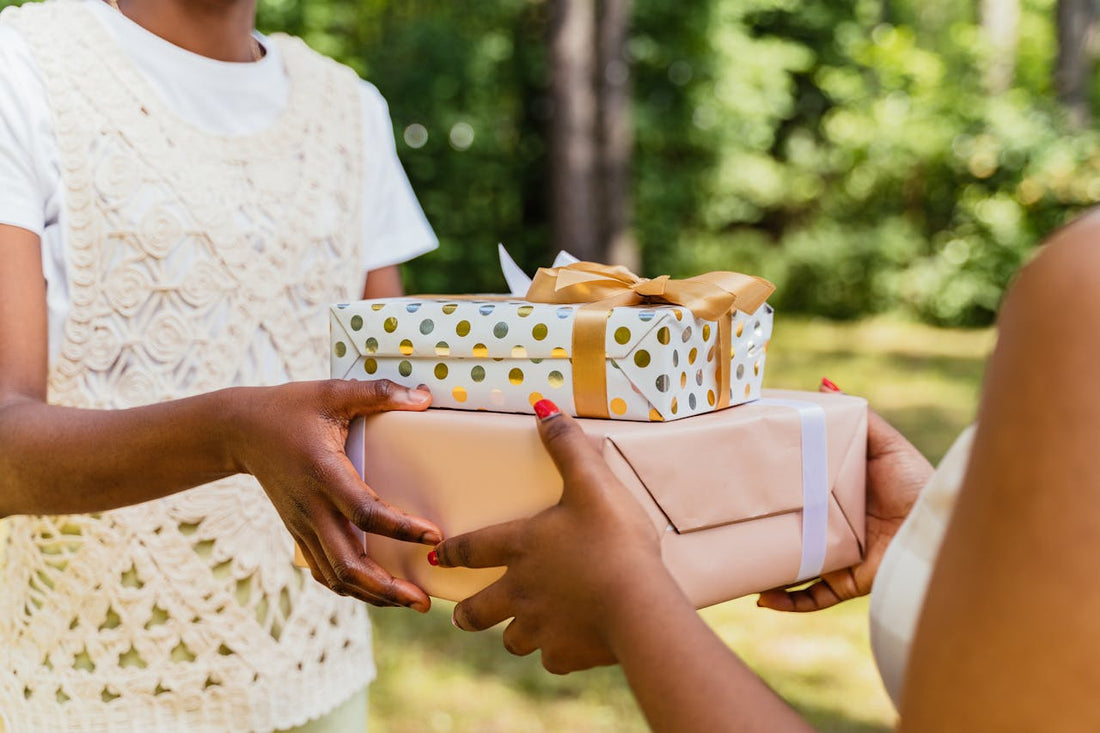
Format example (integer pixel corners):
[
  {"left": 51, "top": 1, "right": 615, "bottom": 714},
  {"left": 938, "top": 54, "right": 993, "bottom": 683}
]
[{"left": 0, "top": 2, "right": 376, "bottom": 729}]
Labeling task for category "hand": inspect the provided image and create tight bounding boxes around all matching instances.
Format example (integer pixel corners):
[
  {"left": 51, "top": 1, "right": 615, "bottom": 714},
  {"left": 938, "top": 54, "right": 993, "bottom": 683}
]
[
  {"left": 757, "top": 378, "right": 934, "bottom": 612},
  {"left": 433, "top": 400, "right": 671, "bottom": 674},
  {"left": 229, "top": 379, "right": 443, "bottom": 611}
]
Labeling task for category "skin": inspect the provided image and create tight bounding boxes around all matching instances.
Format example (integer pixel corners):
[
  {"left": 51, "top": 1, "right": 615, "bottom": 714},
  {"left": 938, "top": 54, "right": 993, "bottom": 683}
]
[
  {"left": 435, "top": 213, "right": 1100, "bottom": 729},
  {"left": 0, "top": 0, "right": 441, "bottom": 613}
]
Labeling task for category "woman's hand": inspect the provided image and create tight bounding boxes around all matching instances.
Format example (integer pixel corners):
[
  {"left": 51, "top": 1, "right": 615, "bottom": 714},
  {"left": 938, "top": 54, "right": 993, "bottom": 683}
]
[
  {"left": 433, "top": 400, "right": 671, "bottom": 674},
  {"left": 757, "top": 378, "right": 933, "bottom": 612},
  {"left": 229, "top": 378, "right": 443, "bottom": 612}
]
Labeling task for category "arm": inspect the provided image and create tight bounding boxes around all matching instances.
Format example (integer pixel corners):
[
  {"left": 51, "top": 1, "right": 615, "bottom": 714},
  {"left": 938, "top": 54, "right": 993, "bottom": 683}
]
[
  {"left": 362, "top": 264, "right": 404, "bottom": 299},
  {"left": 434, "top": 404, "right": 812, "bottom": 732},
  {"left": 901, "top": 215, "right": 1100, "bottom": 728},
  {"left": 0, "top": 225, "right": 440, "bottom": 610}
]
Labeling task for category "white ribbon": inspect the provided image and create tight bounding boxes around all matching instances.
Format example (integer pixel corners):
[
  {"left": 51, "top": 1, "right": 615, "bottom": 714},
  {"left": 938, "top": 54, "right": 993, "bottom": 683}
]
[{"left": 758, "top": 398, "right": 830, "bottom": 582}]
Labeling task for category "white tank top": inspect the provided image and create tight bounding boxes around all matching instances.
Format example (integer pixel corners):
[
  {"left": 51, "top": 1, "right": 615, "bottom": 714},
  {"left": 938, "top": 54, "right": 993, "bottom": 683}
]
[{"left": 869, "top": 425, "right": 976, "bottom": 708}]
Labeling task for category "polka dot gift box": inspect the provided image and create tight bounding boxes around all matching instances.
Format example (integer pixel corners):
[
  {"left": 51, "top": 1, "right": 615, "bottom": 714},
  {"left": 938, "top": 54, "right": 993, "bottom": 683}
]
[{"left": 330, "top": 262, "right": 774, "bottom": 421}]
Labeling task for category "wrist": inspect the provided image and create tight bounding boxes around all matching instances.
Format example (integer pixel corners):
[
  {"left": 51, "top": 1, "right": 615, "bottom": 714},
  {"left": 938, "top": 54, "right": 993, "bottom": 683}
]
[
  {"left": 601, "top": 558, "right": 694, "bottom": 657},
  {"left": 214, "top": 386, "right": 259, "bottom": 476}
]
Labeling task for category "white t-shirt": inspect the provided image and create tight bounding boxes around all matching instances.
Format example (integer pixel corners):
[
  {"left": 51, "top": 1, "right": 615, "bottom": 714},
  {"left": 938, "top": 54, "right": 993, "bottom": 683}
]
[{"left": 0, "top": 0, "right": 437, "bottom": 361}]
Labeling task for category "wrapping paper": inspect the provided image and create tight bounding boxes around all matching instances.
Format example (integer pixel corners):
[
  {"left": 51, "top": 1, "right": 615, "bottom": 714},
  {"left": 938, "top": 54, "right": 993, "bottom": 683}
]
[
  {"left": 330, "top": 297, "right": 773, "bottom": 422},
  {"left": 329, "top": 389, "right": 867, "bottom": 609}
]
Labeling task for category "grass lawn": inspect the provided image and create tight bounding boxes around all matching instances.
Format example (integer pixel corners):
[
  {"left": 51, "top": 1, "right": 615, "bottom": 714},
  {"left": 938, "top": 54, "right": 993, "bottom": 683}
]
[{"left": 368, "top": 315, "right": 996, "bottom": 732}]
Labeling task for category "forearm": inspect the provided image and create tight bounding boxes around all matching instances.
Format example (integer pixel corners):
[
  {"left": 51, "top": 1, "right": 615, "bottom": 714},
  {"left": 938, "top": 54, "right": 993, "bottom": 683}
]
[
  {"left": 0, "top": 389, "right": 244, "bottom": 516},
  {"left": 608, "top": 578, "right": 814, "bottom": 733}
]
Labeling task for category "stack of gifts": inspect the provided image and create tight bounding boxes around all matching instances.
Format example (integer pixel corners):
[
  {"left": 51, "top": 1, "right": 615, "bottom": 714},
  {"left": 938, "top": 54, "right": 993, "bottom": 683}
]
[{"left": 299, "top": 250, "right": 867, "bottom": 609}]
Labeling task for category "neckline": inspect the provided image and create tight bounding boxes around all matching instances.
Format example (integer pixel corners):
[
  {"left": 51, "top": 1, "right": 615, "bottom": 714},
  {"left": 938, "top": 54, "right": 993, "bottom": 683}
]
[{"left": 76, "top": 0, "right": 309, "bottom": 146}]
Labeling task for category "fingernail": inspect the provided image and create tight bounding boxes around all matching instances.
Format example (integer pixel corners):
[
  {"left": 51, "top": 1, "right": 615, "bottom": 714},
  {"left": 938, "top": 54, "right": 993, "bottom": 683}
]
[
  {"left": 451, "top": 612, "right": 461, "bottom": 630},
  {"left": 402, "top": 388, "right": 431, "bottom": 405},
  {"left": 821, "top": 377, "right": 841, "bottom": 393},
  {"left": 411, "top": 599, "right": 431, "bottom": 614},
  {"left": 533, "top": 399, "right": 561, "bottom": 420},
  {"left": 427, "top": 550, "right": 439, "bottom": 567},
  {"left": 421, "top": 529, "right": 443, "bottom": 546}
]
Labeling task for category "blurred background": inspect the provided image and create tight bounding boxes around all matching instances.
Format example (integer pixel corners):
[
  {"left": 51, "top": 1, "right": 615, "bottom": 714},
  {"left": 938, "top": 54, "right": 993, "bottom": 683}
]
[{"left": 247, "top": 0, "right": 1091, "bottom": 729}]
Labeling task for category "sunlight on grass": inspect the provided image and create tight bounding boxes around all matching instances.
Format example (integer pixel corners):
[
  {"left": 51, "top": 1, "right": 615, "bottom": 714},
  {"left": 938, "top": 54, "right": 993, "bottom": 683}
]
[{"left": 369, "top": 316, "right": 995, "bottom": 731}]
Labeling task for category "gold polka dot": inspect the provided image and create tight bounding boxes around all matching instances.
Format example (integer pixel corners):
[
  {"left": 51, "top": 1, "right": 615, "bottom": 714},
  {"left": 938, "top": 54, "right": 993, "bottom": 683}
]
[
  {"left": 707, "top": 389, "right": 716, "bottom": 406},
  {"left": 657, "top": 327, "right": 670, "bottom": 345},
  {"left": 551, "top": 347, "right": 568, "bottom": 359},
  {"left": 512, "top": 345, "right": 528, "bottom": 358},
  {"left": 434, "top": 363, "right": 449, "bottom": 380},
  {"left": 456, "top": 320, "right": 471, "bottom": 337},
  {"left": 674, "top": 310, "right": 683, "bottom": 321},
  {"left": 680, "top": 372, "right": 688, "bottom": 389},
  {"left": 471, "top": 365, "right": 486, "bottom": 382},
  {"left": 473, "top": 343, "right": 489, "bottom": 358},
  {"left": 399, "top": 339, "right": 414, "bottom": 356},
  {"left": 435, "top": 341, "right": 450, "bottom": 356},
  {"left": 707, "top": 345, "right": 716, "bottom": 362},
  {"left": 452, "top": 386, "right": 468, "bottom": 402},
  {"left": 649, "top": 408, "right": 664, "bottom": 422},
  {"left": 634, "top": 350, "right": 651, "bottom": 368},
  {"left": 532, "top": 323, "right": 549, "bottom": 341},
  {"left": 334, "top": 342, "right": 347, "bottom": 358},
  {"left": 745, "top": 383, "right": 752, "bottom": 398},
  {"left": 384, "top": 317, "right": 398, "bottom": 333},
  {"left": 702, "top": 323, "right": 711, "bottom": 341},
  {"left": 754, "top": 361, "right": 761, "bottom": 376},
  {"left": 688, "top": 347, "right": 698, "bottom": 364},
  {"left": 399, "top": 360, "right": 412, "bottom": 377},
  {"left": 670, "top": 397, "right": 679, "bottom": 414},
  {"left": 614, "top": 327, "right": 631, "bottom": 345},
  {"left": 364, "top": 358, "right": 378, "bottom": 375},
  {"left": 518, "top": 305, "right": 534, "bottom": 317},
  {"left": 548, "top": 371, "right": 565, "bottom": 388},
  {"left": 371, "top": 303, "right": 386, "bottom": 311},
  {"left": 442, "top": 304, "right": 458, "bottom": 315},
  {"left": 509, "top": 368, "right": 525, "bottom": 385},
  {"left": 365, "top": 337, "right": 379, "bottom": 354},
  {"left": 736, "top": 320, "right": 744, "bottom": 337},
  {"left": 528, "top": 391, "right": 544, "bottom": 406},
  {"left": 350, "top": 315, "right": 364, "bottom": 331},
  {"left": 610, "top": 398, "right": 628, "bottom": 416}
]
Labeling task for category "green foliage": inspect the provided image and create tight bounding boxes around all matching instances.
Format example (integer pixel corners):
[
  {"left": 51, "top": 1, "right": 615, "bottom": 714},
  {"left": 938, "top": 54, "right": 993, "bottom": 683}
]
[{"left": 6, "top": 0, "right": 1100, "bottom": 324}]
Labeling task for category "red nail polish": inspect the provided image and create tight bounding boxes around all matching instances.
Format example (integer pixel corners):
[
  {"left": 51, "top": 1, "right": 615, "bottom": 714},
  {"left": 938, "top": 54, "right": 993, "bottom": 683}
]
[
  {"left": 427, "top": 550, "right": 439, "bottom": 567},
  {"left": 821, "top": 377, "right": 841, "bottom": 393},
  {"left": 533, "top": 399, "right": 561, "bottom": 420}
]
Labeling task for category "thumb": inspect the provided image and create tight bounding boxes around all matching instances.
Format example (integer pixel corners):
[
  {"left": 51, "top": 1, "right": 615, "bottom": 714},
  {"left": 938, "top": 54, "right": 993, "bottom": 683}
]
[
  {"left": 329, "top": 379, "right": 432, "bottom": 418},
  {"left": 534, "top": 400, "right": 614, "bottom": 501}
]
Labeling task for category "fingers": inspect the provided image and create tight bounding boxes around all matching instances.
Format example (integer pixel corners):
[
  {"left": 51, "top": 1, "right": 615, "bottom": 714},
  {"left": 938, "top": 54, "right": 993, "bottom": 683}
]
[
  {"left": 434, "top": 520, "right": 523, "bottom": 569},
  {"left": 501, "top": 618, "right": 539, "bottom": 656},
  {"left": 535, "top": 405, "right": 616, "bottom": 499},
  {"left": 326, "top": 453, "right": 443, "bottom": 545},
  {"left": 451, "top": 581, "right": 515, "bottom": 632},
  {"left": 312, "top": 509, "right": 432, "bottom": 612},
  {"left": 328, "top": 379, "right": 431, "bottom": 418},
  {"left": 756, "top": 574, "right": 852, "bottom": 613},
  {"left": 819, "top": 377, "right": 925, "bottom": 462}
]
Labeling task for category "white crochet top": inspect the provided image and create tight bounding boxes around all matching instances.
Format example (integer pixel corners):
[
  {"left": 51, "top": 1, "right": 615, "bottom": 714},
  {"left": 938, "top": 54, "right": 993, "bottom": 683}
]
[{"left": 0, "top": 2, "right": 376, "bottom": 730}]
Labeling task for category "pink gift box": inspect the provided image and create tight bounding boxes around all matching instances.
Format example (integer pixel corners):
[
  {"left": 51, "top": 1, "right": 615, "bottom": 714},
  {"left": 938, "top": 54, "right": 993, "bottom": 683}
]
[{"left": 302, "top": 388, "right": 866, "bottom": 609}]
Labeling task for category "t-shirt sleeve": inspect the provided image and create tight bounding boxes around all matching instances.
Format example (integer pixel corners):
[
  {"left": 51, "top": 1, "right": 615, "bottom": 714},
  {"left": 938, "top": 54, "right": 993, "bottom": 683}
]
[
  {"left": 357, "top": 80, "right": 437, "bottom": 275},
  {"left": 0, "top": 25, "right": 53, "bottom": 237}
]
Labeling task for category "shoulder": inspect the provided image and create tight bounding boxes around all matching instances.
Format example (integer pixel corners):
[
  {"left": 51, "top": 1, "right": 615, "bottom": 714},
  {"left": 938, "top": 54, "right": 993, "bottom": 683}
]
[{"left": 1003, "top": 209, "right": 1100, "bottom": 321}]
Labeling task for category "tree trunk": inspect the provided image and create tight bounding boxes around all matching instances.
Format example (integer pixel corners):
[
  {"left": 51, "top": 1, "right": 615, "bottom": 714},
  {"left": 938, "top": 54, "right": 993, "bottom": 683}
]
[
  {"left": 1055, "top": 0, "right": 1097, "bottom": 127},
  {"left": 598, "top": 0, "right": 638, "bottom": 271},
  {"left": 549, "top": 0, "right": 600, "bottom": 261},
  {"left": 981, "top": 0, "right": 1020, "bottom": 93}
]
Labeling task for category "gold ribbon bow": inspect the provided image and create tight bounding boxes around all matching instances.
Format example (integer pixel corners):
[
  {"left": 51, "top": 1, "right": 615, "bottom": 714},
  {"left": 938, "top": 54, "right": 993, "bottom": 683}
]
[{"left": 525, "top": 262, "right": 775, "bottom": 418}]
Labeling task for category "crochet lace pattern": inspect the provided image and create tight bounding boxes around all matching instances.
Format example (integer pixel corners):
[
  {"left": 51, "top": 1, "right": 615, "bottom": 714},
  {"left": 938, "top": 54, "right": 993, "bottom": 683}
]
[{"left": 0, "top": 3, "right": 375, "bottom": 730}]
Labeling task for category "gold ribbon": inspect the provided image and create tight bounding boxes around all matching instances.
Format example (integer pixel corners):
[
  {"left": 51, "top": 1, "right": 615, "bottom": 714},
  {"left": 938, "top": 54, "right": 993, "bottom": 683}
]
[{"left": 525, "top": 262, "right": 775, "bottom": 419}]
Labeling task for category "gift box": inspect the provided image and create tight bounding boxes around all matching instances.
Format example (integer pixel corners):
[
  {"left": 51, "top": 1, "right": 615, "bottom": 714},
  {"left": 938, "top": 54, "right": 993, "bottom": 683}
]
[
  {"left": 304, "top": 389, "right": 866, "bottom": 609},
  {"left": 330, "top": 261, "right": 775, "bottom": 422}
]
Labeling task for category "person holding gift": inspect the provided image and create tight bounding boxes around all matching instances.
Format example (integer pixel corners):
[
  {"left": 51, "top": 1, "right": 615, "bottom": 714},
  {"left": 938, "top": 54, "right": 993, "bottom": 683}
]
[
  {"left": 432, "top": 214, "right": 1100, "bottom": 729},
  {"left": 0, "top": 0, "right": 443, "bottom": 730}
]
